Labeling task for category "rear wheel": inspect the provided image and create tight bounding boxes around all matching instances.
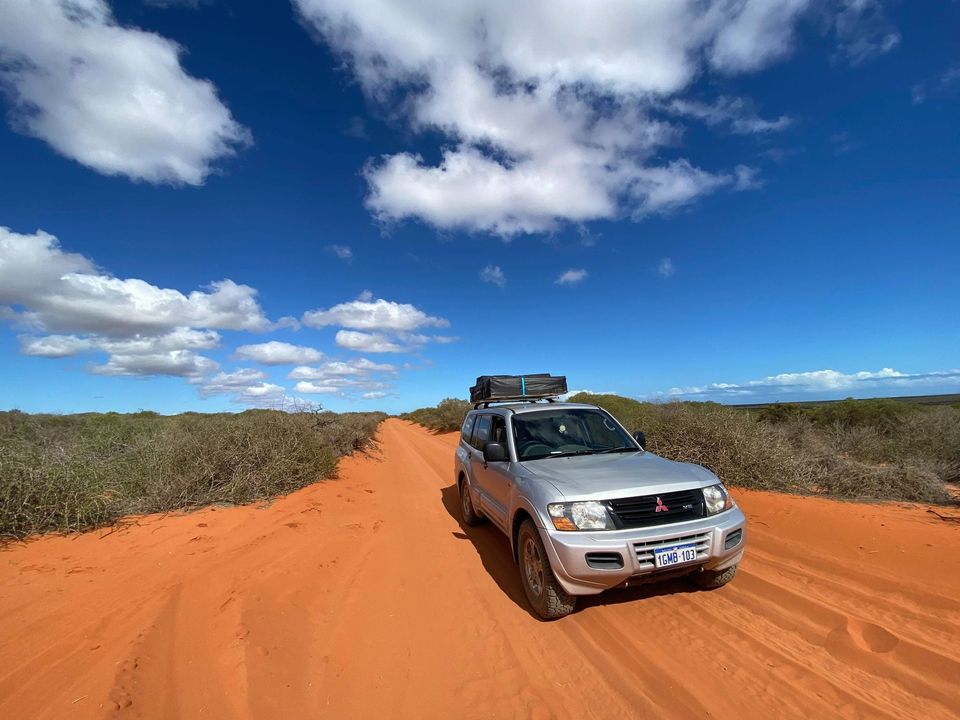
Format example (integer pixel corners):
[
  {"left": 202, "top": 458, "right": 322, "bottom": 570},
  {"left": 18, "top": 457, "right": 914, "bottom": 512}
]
[
  {"left": 517, "top": 520, "right": 576, "bottom": 620},
  {"left": 692, "top": 563, "right": 738, "bottom": 589},
  {"left": 459, "top": 478, "right": 484, "bottom": 526}
]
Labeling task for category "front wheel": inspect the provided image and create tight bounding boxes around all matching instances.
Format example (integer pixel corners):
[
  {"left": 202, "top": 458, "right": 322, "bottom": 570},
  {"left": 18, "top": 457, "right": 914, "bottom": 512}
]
[
  {"left": 517, "top": 520, "right": 576, "bottom": 620},
  {"left": 691, "top": 563, "right": 738, "bottom": 589}
]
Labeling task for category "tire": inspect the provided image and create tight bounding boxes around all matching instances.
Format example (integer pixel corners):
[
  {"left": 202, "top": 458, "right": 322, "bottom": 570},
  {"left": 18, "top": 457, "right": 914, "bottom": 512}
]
[
  {"left": 517, "top": 520, "right": 576, "bottom": 620},
  {"left": 692, "top": 563, "right": 738, "bottom": 589},
  {"left": 459, "top": 478, "right": 484, "bottom": 526}
]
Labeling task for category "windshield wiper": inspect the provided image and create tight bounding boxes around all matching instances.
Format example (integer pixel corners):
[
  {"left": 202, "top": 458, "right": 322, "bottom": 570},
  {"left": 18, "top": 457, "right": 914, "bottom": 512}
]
[
  {"left": 539, "top": 450, "right": 595, "bottom": 459},
  {"left": 595, "top": 446, "right": 641, "bottom": 454}
]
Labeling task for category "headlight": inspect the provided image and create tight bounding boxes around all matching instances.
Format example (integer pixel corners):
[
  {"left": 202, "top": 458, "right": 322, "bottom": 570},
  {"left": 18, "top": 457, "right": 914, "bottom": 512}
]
[
  {"left": 548, "top": 501, "right": 615, "bottom": 531},
  {"left": 703, "top": 484, "right": 734, "bottom": 515}
]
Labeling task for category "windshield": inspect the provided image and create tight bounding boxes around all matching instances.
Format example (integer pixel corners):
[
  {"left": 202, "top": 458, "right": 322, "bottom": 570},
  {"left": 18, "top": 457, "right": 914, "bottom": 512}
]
[{"left": 512, "top": 408, "right": 638, "bottom": 461}]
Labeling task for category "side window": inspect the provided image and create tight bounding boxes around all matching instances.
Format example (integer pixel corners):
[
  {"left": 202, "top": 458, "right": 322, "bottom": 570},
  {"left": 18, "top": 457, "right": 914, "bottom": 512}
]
[
  {"left": 490, "top": 416, "right": 507, "bottom": 447},
  {"left": 471, "top": 415, "right": 493, "bottom": 450},
  {"left": 460, "top": 415, "right": 476, "bottom": 444}
]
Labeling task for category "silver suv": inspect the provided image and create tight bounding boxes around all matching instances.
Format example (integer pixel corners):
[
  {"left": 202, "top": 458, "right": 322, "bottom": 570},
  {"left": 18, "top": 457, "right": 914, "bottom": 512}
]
[{"left": 455, "top": 401, "right": 747, "bottom": 619}]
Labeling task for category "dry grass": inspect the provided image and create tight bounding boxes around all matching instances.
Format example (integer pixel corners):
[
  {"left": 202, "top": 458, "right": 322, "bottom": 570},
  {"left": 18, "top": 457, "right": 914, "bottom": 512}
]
[
  {"left": 0, "top": 409, "right": 385, "bottom": 539},
  {"left": 403, "top": 393, "right": 957, "bottom": 504}
]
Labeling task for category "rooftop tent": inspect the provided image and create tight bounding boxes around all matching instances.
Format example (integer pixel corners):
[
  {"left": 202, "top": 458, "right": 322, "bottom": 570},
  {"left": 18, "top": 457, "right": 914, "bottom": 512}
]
[{"left": 470, "top": 374, "right": 568, "bottom": 404}]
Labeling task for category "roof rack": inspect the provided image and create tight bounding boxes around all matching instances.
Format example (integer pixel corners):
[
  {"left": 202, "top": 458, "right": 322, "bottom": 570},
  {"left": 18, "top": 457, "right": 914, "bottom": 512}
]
[{"left": 473, "top": 396, "right": 559, "bottom": 409}]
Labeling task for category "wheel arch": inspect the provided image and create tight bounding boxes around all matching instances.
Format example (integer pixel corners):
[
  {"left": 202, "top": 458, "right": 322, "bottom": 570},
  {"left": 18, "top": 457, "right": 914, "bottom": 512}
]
[{"left": 511, "top": 508, "right": 534, "bottom": 563}]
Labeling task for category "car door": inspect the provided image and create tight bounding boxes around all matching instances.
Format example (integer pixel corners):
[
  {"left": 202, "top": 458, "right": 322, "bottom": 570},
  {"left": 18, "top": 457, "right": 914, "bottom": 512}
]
[
  {"left": 478, "top": 415, "right": 514, "bottom": 528},
  {"left": 468, "top": 414, "right": 508, "bottom": 530}
]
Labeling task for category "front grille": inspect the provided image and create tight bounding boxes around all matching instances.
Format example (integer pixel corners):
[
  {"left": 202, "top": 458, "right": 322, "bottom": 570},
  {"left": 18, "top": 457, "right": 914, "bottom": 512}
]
[
  {"left": 606, "top": 489, "right": 706, "bottom": 529},
  {"left": 634, "top": 532, "right": 711, "bottom": 570}
]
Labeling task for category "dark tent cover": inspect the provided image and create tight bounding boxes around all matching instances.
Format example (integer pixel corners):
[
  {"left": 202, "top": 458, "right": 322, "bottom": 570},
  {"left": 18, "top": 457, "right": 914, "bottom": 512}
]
[{"left": 470, "top": 374, "right": 567, "bottom": 404}]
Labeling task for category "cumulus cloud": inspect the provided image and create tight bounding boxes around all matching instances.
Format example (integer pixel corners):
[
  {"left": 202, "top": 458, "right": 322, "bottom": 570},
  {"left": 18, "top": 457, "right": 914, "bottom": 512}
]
[
  {"left": 291, "top": 0, "right": 851, "bottom": 235},
  {"left": 234, "top": 341, "right": 324, "bottom": 366},
  {"left": 288, "top": 358, "right": 396, "bottom": 380},
  {"left": 0, "top": 0, "right": 250, "bottom": 185},
  {"left": 289, "top": 358, "right": 396, "bottom": 396},
  {"left": 657, "top": 258, "right": 675, "bottom": 278},
  {"left": 479, "top": 265, "right": 506, "bottom": 288},
  {"left": 0, "top": 228, "right": 269, "bottom": 336},
  {"left": 20, "top": 327, "right": 221, "bottom": 377},
  {"left": 660, "top": 367, "right": 960, "bottom": 400},
  {"left": 556, "top": 269, "right": 588, "bottom": 286},
  {"left": 1, "top": 226, "right": 276, "bottom": 382},
  {"left": 92, "top": 350, "right": 218, "bottom": 378},
  {"left": 334, "top": 330, "right": 406, "bottom": 354},
  {"left": 303, "top": 295, "right": 448, "bottom": 332},
  {"left": 196, "top": 368, "right": 287, "bottom": 406}
]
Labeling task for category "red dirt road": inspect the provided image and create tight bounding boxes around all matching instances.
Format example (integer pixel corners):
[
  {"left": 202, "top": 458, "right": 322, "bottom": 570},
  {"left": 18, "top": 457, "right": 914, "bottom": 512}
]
[{"left": 2, "top": 419, "right": 960, "bottom": 719}]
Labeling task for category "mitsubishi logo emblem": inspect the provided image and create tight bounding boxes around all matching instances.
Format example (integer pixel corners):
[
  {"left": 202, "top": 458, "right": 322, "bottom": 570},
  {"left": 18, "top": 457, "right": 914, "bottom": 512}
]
[{"left": 655, "top": 497, "right": 669, "bottom": 513}]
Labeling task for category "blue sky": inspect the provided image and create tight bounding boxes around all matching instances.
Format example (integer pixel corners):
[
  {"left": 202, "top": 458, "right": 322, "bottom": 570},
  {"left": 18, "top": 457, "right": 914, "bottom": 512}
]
[{"left": 0, "top": 0, "right": 958, "bottom": 414}]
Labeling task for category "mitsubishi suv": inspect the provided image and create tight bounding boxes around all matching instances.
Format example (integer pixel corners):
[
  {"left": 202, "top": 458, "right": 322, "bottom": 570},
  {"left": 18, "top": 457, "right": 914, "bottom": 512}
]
[{"left": 455, "top": 401, "right": 747, "bottom": 619}]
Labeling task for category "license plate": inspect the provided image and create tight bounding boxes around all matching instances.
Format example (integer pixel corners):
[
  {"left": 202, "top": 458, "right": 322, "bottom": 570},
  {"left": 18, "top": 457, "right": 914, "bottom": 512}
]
[{"left": 654, "top": 543, "right": 698, "bottom": 569}]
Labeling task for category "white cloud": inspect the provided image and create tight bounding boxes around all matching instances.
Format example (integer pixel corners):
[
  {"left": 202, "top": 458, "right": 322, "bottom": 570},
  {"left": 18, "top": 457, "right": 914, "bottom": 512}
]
[
  {"left": 92, "top": 350, "right": 218, "bottom": 378},
  {"left": 556, "top": 269, "right": 588, "bottom": 286},
  {"left": 362, "top": 391, "right": 389, "bottom": 399},
  {"left": 335, "top": 330, "right": 406, "bottom": 354},
  {"left": 666, "top": 96, "right": 791, "bottom": 134},
  {"left": 912, "top": 65, "right": 960, "bottom": 105},
  {"left": 659, "top": 367, "right": 960, "bottom": 400},
  {"left": 196, "top": 368, "right": 287, "bottom": 406},
  {"left": 834, "top": 0, "right": 900, "bottom": 66},
  {"left": 292, "top": 0, "right": 852, "bottom": 235},
  {"left": 289, "top": 358, "right": 396, "bottom": 380},
  {"left": 0, "top": 228, "right": 269, "bottom": 336},
  {"left": 20, "top": 327, "right": 220, "bottom": 367},
  {"left": 235, "top": 341, "right": 324, "bottom": 366},
  {"left": 0, "top": 0, "right": 250, "bottom": 185},
  {"left": 1, "top": 226, "right": 279, "bottom": 383},
  {"left": 327, "top": 244, "right": 354, "bottom": 262},
  {"left": 657, "top": 257, "right": 675, "bottom": 278},
  {"left": 708, "top": 0, "right": 810, "bottom": 72},
  {"left": 294, "top": 381, "right": 344, "bottom": 395},
  {"left": 479, "top": 265, "right": 506, "bottom": 288},
  {"left": 303, "top": 295, "right": 448, "bottom": 332}
]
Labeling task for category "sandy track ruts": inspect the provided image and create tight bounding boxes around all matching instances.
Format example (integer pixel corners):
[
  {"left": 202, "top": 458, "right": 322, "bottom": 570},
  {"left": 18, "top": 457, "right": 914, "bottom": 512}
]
[{"left": 2, "top": 419, "right": 959, "bottom": 719}]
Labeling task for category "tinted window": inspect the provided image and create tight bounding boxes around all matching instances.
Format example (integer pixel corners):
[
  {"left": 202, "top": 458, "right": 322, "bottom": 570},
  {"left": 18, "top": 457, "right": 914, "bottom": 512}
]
[
  {"left": 513, "top": 409, "right": 635, "bottom": 460},
  {"left": 471, "top": 415, "right": 493, "bottom": 449},
  {"left": 460, "top": 415, "right": 476, "bottom": 443}
]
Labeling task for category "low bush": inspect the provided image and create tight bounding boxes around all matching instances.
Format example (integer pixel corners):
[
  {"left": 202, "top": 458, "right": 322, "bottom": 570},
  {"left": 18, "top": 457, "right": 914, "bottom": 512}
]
[
  {"left": 405, "top": 393, "right": 956, "bottom": 504},
  {"left": 0, "top": 409, "right": 386, "bottom": 539},
  {"left": 402, "top": 398, "right": 472, "bottom": 432}
]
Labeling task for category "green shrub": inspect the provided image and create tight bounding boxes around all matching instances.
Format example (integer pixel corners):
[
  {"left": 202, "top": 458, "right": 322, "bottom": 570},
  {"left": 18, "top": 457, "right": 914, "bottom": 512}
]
[
  {"left": 402, "top": 398, "right": 472, "bottom": 432},
  {"left": 0, "top": 409, "right": 386, "bottom": 539}
]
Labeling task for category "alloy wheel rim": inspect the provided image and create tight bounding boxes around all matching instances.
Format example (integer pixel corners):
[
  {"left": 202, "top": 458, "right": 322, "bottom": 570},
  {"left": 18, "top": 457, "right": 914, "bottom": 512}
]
[
  {"left": 462, "top": 487, "right": 471, "bottom": 518},
  {"left": 523, "top": 537, "right": 544, "bottom": 597}
]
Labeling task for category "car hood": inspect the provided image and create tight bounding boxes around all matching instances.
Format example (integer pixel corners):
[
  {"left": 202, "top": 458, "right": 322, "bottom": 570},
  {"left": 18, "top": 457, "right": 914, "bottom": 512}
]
[{"left": 518, "top": 451, "right": 717, "bottom": 501}]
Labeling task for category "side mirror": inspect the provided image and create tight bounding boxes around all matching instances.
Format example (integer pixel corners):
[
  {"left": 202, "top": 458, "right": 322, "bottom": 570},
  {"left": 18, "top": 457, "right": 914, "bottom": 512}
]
[
  {"left": 483, "top": 442, "right": 508, "bottom": 462},
  {"left": 633, "top": 431, "right": 646, "bottom": 449}
]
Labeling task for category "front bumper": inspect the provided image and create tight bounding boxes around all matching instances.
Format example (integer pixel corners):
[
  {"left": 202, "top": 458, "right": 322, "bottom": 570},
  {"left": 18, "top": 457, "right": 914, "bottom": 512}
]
[{"left": 539, "top": 506, "right": 747, "bottom": 595}]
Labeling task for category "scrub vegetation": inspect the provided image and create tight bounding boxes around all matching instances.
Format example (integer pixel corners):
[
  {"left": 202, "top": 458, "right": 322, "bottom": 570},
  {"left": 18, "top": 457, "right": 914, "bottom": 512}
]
[
  {"left": 403, "top": 394, "right": 959, "bottom": 505},
  {"left": 0, "top": 409, "right": 386, "bottom": 539}
]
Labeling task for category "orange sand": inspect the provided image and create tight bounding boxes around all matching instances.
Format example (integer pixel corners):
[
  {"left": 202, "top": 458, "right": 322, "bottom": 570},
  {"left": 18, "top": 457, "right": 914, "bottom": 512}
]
[{"left": 2, "top": 419, "right": 959, "bottom": 719}]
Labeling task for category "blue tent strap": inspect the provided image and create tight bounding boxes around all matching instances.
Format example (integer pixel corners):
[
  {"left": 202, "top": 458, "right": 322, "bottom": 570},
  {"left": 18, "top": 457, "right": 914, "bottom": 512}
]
[{"left": 521, "top": 376, "right": 526, "bottom": 395}]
